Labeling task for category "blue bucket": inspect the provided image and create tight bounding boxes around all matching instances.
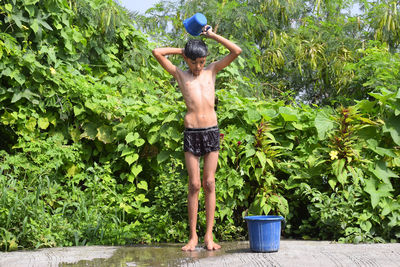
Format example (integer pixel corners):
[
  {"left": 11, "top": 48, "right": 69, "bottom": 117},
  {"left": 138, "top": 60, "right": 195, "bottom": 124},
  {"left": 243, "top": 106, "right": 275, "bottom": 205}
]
[
  {"left": 244, "top": 215, "right": 284, "bottom": 252},
  {"left": 183, "top": 13, "right": 207, "bottom": 36}
]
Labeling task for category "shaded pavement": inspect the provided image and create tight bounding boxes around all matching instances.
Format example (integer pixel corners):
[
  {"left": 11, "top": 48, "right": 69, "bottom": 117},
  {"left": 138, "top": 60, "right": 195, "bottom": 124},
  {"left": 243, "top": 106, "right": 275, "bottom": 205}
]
[{"left": 1, "top": 240, "right": 399, "bottom": 267}]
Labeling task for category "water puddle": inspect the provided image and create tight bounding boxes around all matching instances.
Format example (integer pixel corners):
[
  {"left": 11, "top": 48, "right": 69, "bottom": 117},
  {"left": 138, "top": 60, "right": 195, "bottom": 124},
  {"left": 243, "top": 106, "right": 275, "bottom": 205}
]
[{"left": 60, "top": 242, "right": 250, "bottom": 267}]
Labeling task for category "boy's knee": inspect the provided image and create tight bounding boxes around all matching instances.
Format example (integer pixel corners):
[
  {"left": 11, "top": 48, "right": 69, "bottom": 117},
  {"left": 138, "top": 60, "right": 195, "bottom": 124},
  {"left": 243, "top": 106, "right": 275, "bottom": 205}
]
[
  {"left": 189, "top": 181, "right": 201, "bottom": 193},
  {"left": 203, "top": 179, "right": 215, "bottom": 192}
]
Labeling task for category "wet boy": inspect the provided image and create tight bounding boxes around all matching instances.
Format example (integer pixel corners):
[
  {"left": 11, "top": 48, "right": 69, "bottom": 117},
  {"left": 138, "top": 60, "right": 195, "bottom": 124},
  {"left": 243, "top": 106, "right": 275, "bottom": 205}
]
[{"left": 152, "top": 25, "right": 241, "bottom": 251}]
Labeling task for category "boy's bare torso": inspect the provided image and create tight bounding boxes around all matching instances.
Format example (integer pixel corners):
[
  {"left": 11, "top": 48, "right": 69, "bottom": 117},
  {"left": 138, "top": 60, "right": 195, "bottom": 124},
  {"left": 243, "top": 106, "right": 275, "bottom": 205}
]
[{"left": 176, "top": 66, "right": 217, "bottom": 128}]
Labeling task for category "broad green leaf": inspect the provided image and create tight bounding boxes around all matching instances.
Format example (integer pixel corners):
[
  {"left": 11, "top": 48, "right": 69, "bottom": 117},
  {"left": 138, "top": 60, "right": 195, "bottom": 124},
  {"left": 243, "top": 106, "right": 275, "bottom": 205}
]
[
  {"left": 11, "top": 10, "right": 28, "bottom": 29},
  {"left": 96, "top": 125, "right": 113, "bottom": 143},
  {"left": 328, "top": 179, "right": 337, "bottom": 189},
  {"left": 292, "top": 122, "right": 303, "bottom": 130},
  {"left": 11, "top": 89, "right": 40, "bottom": 103},
  {"left": 5, "top": 69, "right": 26, "bottom": 86},
  {"left": 11, "top": 92, "right": 22, "bottom": 103},
  {"left": 127, "top": 174, "right": 136, "bottom": 183},
  {"left": 347, "top": 166, "right": 363, "bottom": 185},
  {"left": 22, "top": 52, "right": 36, "bottom": 64},
  {"left": 134, "top": 193, "right": 149, "bottom": 204},
  {"left": 13, "top": 72, "right": 26, "bottom": 86},
  {"left": 360, "top": 221, "right": 372, "bottom": 232},
  {"left": 245, "top": 147, "right": 256, "bottom": 157},
  {"left": 266, "top": 158, "right": 274, "bottom": 169},
  {"left": 39, "top": 18, "right": 53, "bottom": 31},
  {"left": 137, "top": 180, "right": 148, "bottom": 191},
  {"left": 125, "top": 132, "right": 138, "bottom": 144},
  {"left": 38, "top": 117, "right": 49, "bottom": 130},
  {"left": 157, "top": 150, "right": 169, "bottom": 163},
  {"left": 383, "top": 115, "right": 400, "bottom": 145},
  {"left": 249, "top": 193, "right": 264, "bottom": 215},
  {"left": 120, "top": 202, "right": 134, "bottom": 214},
  {"left": 366, "top": 139, "right": 397, "bottom": 157},
  {"left": 147, "top": 132, "right": 158, "bottom": 145},
  {"left": 69, "top": 127, "right": 80, "bottom": 142},
  {"left": 1, "top": 67, "right": 12, "bottom": 77},
  {"left": 134, "top": 137, "right": 145, "bottom": 147},
  {"left": 364, "top": 178, "right": 393, "bottom": 208},
  {"left": 162, "top": 113, "right": 176, "bottom": 123},
  {"left": 67, "top": 165, "right": 79, "bottom": 177},
  {"left": 368, "top": 88, "right": 395, "bottom": 102},
  {"left": 85, "top": 101, "right": 100, "bottom": 114},
  {"left": 80, "top": 123, "right": 98, "bottom": 140},
  {"left": 148, "top": 125, "right": 161, "bottom": 133},
  {"left": 372, "top": 160, "right": 398, "bottom": 184},
  {"left": 73, "top": 105, "right": 85, "bottom": 116},
  {"left": 264, "top": 132, "right": 276, "bottom": 142},
  {"left": 121, "top": 147, "right": 134, "bottom": 157},
  {"left": 259, "top": 108, "right": 277, "bottom": 120},
  {"left": 140, "top": 114, "right": 156, "bottom": 125},
  {"left": 332, "top": 159, "right": 347, "bottom": 185},
  {"left": 380, "top": 198, "right": 400, "bottom": 216},
  {"left": 244, "top": 108, "right": 261, "bottom": 123},
  {"left": 161, "top": 126, "right": 180, "bottom": 142},
  {"left": 255, "top": 167, "right": 263, "bottom": 181},
  {"left": 26, "top": 117, "right": 36, "bottom": 132},
  {"left": 72, "top": 29, "right": 84, "bottom": 43},
  {"left": 5, "top": 4, "right": 12, "bottom": 11},
  {"left": 263, "top": 204, "right": 272, "bottom": 215},
  {"left": 315, "top": 109, "right": 335, "bottom": 140},
  {"left": 279, "top": 106, "right": 298, "bottom": 122},
  {"left": 31, "top": 20, "right": 39, "bottom": 33},
  {"left": 256, "top": 151, "right": 267, "bottom": 170},
  {"left": 125, "top": 153, "right": 139, "bottom": 165},
  {"left": 359, "top": 117, "right": 378, "bottom": 125},
  {"left": 131, "top": 164, "right": 142, "bottom": 177},
  {"left": 24, "top": 5, "right": 35, "bottom": 17}
]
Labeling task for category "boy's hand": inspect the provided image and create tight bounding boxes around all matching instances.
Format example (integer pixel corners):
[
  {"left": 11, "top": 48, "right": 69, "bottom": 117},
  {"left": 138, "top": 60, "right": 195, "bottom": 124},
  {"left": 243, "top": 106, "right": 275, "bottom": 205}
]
[{"left": 200, "top": 25, "right": 213, "bottom": 37}]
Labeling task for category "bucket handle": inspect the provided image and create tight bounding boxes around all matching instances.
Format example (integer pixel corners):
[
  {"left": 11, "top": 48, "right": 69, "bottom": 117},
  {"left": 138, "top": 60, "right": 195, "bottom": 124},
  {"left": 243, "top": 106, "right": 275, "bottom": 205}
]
[{"left": 202, "top": 26, "right": 212, "bottom": 34}]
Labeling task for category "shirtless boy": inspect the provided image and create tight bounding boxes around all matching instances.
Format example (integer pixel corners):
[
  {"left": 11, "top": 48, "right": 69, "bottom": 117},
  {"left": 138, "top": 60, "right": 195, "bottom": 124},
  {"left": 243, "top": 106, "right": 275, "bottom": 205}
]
[{"left": 152, "top": 26, "right": 242, "bottom": 251}]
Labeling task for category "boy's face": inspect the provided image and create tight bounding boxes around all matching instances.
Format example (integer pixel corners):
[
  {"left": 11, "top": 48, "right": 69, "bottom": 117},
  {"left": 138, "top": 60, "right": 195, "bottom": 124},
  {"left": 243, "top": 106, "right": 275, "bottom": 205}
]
[{"left": 184, "top": 56, "right": 207, "bottom": 76}]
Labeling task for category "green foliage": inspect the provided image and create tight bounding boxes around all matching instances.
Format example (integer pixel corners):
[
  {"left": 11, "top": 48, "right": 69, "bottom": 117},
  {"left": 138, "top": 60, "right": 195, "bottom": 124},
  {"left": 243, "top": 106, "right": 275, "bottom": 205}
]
[{"left": 0, "top": 0, "right": 399, "bottom": 251}]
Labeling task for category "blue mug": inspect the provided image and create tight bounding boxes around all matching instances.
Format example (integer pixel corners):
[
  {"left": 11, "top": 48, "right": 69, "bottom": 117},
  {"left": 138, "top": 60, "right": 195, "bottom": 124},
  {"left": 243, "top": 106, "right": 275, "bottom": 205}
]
[{"left": 183, "top": 13, "right": 207, "bottom": 36}]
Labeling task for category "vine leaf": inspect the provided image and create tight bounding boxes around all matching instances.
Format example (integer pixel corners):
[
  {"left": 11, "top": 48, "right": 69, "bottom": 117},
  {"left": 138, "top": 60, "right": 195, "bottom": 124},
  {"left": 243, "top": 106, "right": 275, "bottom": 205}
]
[
  {"left": 383, "top": 115, "right": 400, "bottom": 145},
  {"left": 364, "top": 178, "right": 393, "bottom": 208},
  {"left": 314, "top": 108, "right": 335, "bottom": 140},
  {"left": 372, "top": 160, "right": 398, "bottom": 184}
]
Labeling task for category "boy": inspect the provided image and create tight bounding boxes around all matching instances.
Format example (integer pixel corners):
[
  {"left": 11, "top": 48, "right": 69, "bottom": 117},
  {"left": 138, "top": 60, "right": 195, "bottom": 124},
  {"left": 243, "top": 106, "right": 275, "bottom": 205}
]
[{"left": 152, "top": 25, "right": 242, "bottom": 251}]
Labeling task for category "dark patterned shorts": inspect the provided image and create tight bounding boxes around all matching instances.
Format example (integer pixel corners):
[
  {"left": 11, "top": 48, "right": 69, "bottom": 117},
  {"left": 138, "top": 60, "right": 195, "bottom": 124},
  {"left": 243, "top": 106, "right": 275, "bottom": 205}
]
[{"left": 184, "top": 125, "right": 220, "bottom": 157}]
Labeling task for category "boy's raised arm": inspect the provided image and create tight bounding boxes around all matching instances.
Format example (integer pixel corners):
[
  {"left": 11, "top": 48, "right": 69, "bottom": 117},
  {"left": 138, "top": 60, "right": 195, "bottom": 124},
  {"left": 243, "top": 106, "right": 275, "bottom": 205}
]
[
  {"left": 202, "top": 27, "right": 242, "bottom": 73},
  {"left": 152, "top": 47, "right": 183, "bottom": 78}
]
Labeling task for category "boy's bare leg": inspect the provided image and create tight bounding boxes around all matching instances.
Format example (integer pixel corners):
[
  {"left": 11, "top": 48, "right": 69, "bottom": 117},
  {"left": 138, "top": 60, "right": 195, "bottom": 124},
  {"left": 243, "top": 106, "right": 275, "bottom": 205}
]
[
  {"left": 182, "top": 152, "right": 201, "bottom": 251},
  {"left": 202, "top": 151, "right": 221, "bottom": 250}
]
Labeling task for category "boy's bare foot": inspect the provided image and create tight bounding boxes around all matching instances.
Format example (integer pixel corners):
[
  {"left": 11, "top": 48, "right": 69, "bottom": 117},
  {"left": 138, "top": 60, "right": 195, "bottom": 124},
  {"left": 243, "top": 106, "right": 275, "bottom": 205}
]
[
  {"left": 182, "top": 236, "right": 198, "bottom": 251},
  {"left": 204, "top": 236, "right": 221, "bottom": 251}
]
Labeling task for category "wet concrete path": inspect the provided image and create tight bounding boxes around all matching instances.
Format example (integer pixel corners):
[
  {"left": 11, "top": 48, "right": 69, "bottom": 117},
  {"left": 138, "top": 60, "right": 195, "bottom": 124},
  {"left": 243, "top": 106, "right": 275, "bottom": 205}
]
[{"left": 1, "top": 240, "right": 399, "bottom": 267}]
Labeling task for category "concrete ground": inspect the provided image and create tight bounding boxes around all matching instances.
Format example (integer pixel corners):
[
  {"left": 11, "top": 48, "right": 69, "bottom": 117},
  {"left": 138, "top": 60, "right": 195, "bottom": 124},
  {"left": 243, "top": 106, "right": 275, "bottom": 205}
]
[{"left": 0, "top": 240, "right": 399, "bottom": 267}]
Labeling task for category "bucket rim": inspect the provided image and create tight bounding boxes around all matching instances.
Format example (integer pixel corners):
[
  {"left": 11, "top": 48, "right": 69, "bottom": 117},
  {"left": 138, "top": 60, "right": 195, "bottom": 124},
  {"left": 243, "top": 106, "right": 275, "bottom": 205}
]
[{"left": 244, "top": 215, "right": 284, "bottom": 221}]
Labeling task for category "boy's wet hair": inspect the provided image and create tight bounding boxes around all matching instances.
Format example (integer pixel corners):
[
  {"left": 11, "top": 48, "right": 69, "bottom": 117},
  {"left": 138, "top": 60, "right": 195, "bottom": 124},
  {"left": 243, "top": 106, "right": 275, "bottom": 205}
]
[{"left": 184, "top": 39, "right": 208, "bottom": 60}]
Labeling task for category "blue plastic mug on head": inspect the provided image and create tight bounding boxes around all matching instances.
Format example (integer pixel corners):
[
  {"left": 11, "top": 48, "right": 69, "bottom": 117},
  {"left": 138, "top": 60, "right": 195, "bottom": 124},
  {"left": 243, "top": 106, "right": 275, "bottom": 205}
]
[{"left": 183, "top": 13, "right": 207, "bottom": 36}]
